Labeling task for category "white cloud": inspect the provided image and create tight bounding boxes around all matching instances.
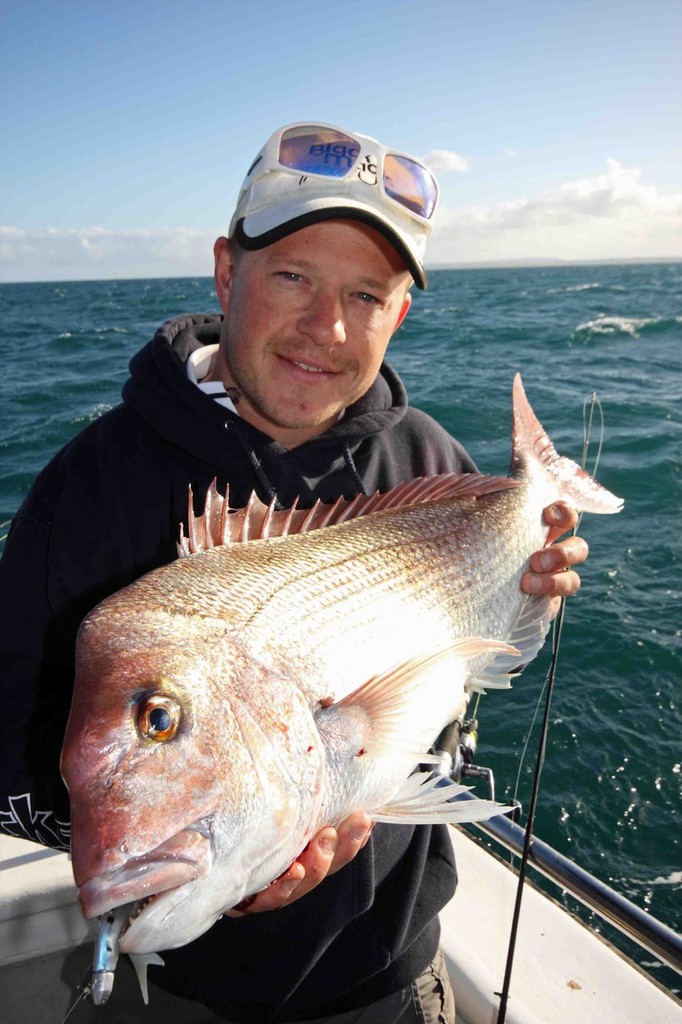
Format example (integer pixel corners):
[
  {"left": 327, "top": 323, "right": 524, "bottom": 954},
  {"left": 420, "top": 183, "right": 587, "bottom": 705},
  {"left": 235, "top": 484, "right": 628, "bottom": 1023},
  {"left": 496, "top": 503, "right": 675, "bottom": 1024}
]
[
  {"left": 421, "top": 149, "right": 470, "bottom": 174},
  {"left": 0, "top": 226, "right": 218, "bottom": 282},
  {"left": 1, "top": 161, "right": 680, "bottom": 280},
  {"left": 430, "top": 160, "right": 682, "bottom": 263}
]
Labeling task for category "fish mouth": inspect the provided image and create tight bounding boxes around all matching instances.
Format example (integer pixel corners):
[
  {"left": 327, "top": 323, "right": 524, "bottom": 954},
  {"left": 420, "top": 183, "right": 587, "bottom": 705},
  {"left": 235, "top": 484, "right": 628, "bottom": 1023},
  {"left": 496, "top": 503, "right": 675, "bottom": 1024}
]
[{"left": 78, "top": 820, "right": 213, "bottom": 923}]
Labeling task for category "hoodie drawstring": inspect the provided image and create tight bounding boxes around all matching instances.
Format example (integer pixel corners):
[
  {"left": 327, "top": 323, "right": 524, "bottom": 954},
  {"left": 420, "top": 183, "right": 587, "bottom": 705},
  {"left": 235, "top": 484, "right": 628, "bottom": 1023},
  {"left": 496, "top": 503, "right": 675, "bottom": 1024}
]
[
  {"left": 342, "top": 442, "right": 367, "bottom": 496},
  {"left": 223, "top": 420, "right": 283, "bottom": 509},
  {"left": 224, "top": 422, "right": 367, "bottom": 507}
]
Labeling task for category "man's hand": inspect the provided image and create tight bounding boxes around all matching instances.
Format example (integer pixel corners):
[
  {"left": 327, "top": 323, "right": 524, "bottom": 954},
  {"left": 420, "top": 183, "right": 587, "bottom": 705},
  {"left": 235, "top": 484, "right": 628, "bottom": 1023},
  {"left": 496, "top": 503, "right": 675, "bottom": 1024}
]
[
  {"left": 226, "top": 811, "right": 373, "bottom": 916},
  {"left": 521, "top": 502, "right": 589, "bottom": 616}
]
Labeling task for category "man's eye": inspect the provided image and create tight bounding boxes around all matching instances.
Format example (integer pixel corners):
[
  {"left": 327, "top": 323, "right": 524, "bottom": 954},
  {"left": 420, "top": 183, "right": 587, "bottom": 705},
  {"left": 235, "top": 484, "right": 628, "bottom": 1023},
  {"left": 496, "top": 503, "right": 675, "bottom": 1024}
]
[
  {"left": 356, "top": 292, "right": 381, "bottom": 305},
  {"left": 278, "top": 271, "right": 304, "bottom": 282}
]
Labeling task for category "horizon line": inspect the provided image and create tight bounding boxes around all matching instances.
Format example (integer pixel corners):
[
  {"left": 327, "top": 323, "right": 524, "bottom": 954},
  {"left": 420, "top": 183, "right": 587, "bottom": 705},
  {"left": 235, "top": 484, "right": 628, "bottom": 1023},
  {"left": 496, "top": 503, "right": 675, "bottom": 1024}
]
[{"left": 1, "top": 255, "right": 681, "bottom": 286}]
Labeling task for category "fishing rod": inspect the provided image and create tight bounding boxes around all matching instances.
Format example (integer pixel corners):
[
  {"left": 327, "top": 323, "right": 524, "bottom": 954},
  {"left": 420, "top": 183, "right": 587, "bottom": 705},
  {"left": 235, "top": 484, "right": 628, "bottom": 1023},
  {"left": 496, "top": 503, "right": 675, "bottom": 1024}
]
[
  {"left": 434, "top": 393, "right": 604, "bottom": 1022},
  {"left": 494, "top": 597, "right": 567, "bottom": 1023},
  {"left": 432, "top": 602, "right": 568, "bottom": 1023},
  {"left": 494, "top": 391, "right": 602, "bottom": 1024}
]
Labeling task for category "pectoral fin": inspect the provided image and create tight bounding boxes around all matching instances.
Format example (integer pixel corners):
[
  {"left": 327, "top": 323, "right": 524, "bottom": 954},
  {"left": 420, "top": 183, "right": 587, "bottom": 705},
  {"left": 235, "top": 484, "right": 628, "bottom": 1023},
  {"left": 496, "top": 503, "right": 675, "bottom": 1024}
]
[
  {"left": 316, "top": 637, "right": 519, "bottom": 763},
  {"left": 129, "top": 952, "right": 165, "bottom": 1005}
]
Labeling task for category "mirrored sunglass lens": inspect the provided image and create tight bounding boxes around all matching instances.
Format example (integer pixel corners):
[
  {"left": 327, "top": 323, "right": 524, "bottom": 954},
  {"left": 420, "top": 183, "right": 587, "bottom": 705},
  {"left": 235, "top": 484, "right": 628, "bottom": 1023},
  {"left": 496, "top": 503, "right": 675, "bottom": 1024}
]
[
  {"left": 279, "top": 126, "right": 360, "bottom": 177},
  {"left": 383, "top": 155, "right": 438, "bottom": 219}
]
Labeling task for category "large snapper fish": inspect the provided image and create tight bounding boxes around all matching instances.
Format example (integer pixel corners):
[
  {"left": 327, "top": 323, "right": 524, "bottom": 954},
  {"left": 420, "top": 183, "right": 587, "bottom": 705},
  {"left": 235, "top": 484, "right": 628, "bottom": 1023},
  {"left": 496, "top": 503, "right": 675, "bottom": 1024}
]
[{"left": 61, "top": 375, "right": 622, "bottom": 991}]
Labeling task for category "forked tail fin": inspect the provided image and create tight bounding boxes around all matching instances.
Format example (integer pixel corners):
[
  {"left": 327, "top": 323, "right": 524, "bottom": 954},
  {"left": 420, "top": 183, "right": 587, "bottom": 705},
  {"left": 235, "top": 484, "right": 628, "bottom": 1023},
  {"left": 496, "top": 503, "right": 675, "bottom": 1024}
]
[{"left": 510, "top": 373, "right": 624, "bottom": 514}]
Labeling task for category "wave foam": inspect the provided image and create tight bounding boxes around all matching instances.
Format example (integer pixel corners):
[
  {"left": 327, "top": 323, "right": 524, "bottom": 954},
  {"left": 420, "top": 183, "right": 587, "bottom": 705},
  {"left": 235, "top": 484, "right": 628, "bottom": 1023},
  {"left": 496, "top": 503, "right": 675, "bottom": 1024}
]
[{"left": 573, "top": 314, "right": 665, "bottom": 338}]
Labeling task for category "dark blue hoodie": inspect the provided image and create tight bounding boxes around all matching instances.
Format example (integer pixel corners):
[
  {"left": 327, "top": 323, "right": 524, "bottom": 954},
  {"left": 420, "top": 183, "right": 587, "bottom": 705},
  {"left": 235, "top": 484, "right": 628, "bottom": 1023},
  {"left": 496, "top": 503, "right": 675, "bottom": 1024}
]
[{"left": 0, "top": 314, "right": 476, "bottom": 1022}]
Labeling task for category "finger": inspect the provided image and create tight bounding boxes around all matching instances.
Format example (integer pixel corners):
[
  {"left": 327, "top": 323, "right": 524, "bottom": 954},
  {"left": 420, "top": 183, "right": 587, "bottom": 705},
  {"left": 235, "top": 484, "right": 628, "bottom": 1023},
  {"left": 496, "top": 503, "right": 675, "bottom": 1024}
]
[
  {"left": 543, "top": 501, "right": 579, "bottom": 544},
  {"left": 328, "top": 812, "right": 373, "bottom": 876},
  {"left": 527, "top": 536, "right": 589, "bottom": 575},
  {"left": 521, "top": 568, "right": 582, "bottom": 598},
  {"left": 232, "top": 829, "right": 340, "bottom": 914},
  {"left": 290, "top": 828, "right": 340, "bottom": 898},
  {"left": 225, "top": 861, "right": 306, "bottom": 917},
  {"left": 223, "top": 814, "right": 374, "bottom": 917}
]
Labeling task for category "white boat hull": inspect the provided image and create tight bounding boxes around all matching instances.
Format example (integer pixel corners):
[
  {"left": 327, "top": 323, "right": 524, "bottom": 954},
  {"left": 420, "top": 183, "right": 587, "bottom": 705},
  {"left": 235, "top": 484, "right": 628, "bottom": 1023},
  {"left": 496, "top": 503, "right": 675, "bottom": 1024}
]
[{"left": 443, "top": 827, "right": 681, "bottom": 1023}]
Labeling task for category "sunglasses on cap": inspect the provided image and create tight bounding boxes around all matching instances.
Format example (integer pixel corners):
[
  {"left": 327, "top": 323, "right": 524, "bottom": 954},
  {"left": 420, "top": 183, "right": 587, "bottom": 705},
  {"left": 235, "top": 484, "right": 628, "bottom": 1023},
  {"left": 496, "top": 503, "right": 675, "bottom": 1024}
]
[{"left": 251, "top": 122, "right": 439, "bottom": 224}]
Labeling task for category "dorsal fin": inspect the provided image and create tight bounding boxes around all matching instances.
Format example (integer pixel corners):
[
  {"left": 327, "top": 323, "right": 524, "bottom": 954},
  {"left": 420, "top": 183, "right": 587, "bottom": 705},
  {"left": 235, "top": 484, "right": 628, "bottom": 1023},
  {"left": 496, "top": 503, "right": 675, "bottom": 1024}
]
[{"left": 177, "top": 473, "right": 520, "bottom": 557}]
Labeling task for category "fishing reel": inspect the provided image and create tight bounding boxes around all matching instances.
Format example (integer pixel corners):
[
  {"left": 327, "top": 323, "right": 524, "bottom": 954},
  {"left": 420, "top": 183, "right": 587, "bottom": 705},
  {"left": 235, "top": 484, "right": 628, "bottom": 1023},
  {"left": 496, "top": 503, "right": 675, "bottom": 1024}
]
[
  {"left": 434, "top": 717, "right": 496, "bottom": 799},
  {"left": 434, "top": 718, "right": 522, "bottom": 823}
]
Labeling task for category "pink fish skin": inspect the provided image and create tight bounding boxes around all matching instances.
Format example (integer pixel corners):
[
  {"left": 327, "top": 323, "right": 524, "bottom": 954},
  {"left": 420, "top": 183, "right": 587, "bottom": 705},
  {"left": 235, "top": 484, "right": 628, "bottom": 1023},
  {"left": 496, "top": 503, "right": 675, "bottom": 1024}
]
[{"left": 61, "top": 374, "right": 623, "bottom": 956}]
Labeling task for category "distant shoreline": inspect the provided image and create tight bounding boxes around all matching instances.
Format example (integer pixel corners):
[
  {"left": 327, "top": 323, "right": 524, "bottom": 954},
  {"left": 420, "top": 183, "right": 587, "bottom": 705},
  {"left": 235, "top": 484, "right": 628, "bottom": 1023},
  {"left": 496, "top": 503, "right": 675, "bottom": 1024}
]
[
  {"left": 1, "top": 256, "right": 680, "bottom": 286},
  {"left": 428, "top": 256, "right": 682, "bottom": 270}
]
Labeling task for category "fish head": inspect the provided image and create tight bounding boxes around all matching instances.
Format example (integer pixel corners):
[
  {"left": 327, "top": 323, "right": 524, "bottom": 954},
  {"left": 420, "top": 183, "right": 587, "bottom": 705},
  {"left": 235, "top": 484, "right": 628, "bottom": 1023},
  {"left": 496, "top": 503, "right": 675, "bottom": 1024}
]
[
  {"left": 61, "top": 586, "right": 326, "bottom": 953},
  {"left": 60, "top": 601, "right": 283, "bottom": 951}
]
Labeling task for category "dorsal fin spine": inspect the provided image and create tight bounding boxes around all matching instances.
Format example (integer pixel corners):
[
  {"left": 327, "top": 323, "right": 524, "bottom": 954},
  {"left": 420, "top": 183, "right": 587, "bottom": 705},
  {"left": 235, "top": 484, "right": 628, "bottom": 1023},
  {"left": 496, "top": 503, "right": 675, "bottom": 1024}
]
[
  {"left": 177, "top": 473, "right": 520, "bottom": 555},
  {"left": 217, "top": 484, "right": 226, "bottom": 545}
]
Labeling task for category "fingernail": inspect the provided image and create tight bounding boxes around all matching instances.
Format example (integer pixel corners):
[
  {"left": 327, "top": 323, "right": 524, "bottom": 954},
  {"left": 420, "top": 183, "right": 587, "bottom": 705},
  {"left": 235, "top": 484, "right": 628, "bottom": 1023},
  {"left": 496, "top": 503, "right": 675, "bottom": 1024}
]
[
  {"left": 318, "top": 835, "right": 337, "bottom": 854},
  {"left": 525, "top": 574, "right": 544, "bottom": 593},
  {"left": 350, "top": 825, "right": 369, "bottom": 843},
  {"left": 280, "top": 880, "right": 299, "bottom": 898},
  {"left": 538, "top": 552, "right": 554, "bottom": 571},
  {"left": 547, "top": 504, "right": 563, "bottom": 522}
]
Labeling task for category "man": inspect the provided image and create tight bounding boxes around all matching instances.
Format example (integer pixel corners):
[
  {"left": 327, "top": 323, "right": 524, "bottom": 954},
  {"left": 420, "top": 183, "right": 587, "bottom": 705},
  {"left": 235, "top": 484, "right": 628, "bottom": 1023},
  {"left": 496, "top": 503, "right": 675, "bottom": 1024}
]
[{"left": 0, "top": 123, "right": 587, "bottom": 1023}]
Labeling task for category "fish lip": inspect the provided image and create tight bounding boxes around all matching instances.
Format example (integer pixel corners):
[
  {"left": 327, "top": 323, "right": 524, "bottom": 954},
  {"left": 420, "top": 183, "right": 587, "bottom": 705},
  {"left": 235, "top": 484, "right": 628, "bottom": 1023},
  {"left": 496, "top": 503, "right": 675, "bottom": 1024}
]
[{"left": 78, "top": 822, "right": 213, "bottom": 921}]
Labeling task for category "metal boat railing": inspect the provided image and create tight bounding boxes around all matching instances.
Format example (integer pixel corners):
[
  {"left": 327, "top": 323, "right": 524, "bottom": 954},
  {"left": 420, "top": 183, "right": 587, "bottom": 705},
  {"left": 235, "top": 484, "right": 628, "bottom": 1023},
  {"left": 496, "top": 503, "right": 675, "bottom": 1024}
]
[{"left": 459, "top": 798, "right": 682, "bottom": 976}]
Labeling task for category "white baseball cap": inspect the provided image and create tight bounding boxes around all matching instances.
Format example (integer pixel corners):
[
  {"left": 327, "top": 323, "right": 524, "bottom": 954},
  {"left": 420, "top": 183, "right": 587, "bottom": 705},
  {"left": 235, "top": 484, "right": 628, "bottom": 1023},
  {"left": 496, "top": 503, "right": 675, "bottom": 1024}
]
[{"left": 228, "top": 122, "right": 439, "bottom": 289}]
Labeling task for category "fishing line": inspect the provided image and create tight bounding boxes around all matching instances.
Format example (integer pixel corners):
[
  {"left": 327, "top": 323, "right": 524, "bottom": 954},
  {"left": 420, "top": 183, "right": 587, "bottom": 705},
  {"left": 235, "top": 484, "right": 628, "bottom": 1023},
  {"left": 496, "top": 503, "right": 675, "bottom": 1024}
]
[
  {"left": 582, "top": 392, "right": 605, "bottom": 487},
  {"left": 495, "top": 392, "right": 601, "bottom": 1024},
  {"left": 58, "top": 972, "right": 92, "bottom": 1024},
  {"left": 510, "top": 675, "right": 548, "bottom": 835}
]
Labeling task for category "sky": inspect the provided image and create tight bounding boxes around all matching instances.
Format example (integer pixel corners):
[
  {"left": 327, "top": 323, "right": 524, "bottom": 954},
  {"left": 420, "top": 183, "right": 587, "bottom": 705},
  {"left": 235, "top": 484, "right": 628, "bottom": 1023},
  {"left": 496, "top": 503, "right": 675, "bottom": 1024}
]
[{"left": 1, "top": 0, "right": 680, "bottom": 282}]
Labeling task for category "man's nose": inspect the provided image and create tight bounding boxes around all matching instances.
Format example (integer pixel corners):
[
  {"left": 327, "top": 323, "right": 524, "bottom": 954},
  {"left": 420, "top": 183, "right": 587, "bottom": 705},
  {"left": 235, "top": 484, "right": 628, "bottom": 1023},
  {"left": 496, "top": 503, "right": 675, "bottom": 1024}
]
[{"left": 298, "top": 292, "right": 346, "bottom": 346}]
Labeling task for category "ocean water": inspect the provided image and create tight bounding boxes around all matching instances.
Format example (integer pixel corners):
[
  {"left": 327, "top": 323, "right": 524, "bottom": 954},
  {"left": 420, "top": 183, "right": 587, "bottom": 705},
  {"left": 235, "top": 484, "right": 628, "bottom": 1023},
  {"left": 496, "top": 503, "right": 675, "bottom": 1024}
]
[{"left": 1, "top": 263, "right": 680, "bottom": 990}]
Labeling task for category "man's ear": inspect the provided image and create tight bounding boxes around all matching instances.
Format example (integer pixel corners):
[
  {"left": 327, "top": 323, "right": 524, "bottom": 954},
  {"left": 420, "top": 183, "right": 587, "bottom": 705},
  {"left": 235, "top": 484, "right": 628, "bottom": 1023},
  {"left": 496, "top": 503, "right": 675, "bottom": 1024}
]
[
  {"left": 394, "top": 292, "right": 412, "bottom": 332},
  {"left": 214, "top": 236, "right": 236, "bottom": 313}
]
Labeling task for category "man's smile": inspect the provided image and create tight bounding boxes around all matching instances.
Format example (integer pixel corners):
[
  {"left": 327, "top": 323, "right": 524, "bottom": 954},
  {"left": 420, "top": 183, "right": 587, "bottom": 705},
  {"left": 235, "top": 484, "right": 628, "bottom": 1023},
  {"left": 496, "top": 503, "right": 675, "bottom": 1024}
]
[
  {"left": 278, "top": 353, "right": 342, "bottom": 377},
  {"left": 292, "top": 359, "right": 325, "bottom": 373}
]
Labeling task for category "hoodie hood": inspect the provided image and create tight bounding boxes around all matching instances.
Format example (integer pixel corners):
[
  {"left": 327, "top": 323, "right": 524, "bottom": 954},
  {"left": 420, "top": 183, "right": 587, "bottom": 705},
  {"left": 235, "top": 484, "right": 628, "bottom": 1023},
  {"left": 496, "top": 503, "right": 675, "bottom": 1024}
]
[{"left": 122, "top": 313, "right": 411, "bottom": 506}]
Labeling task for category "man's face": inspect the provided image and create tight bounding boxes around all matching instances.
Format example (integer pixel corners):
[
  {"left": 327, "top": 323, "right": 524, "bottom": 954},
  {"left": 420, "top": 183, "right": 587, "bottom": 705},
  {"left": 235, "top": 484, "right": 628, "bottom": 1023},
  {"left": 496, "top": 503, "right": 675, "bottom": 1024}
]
[{"left": 210, "top": 220, "right": 412, "bottom": 448}]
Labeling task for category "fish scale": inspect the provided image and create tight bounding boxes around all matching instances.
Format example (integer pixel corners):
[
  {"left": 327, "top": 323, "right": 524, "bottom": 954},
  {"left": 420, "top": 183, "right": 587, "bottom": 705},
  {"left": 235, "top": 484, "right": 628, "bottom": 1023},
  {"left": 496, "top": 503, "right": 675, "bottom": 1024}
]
[{"left": 230, "top": 495, "right": 533, "bottom": 696}]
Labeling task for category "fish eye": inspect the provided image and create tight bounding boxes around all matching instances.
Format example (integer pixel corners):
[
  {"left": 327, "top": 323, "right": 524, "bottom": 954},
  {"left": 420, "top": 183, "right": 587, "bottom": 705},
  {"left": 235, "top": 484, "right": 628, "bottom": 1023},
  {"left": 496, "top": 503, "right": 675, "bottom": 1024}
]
[{"left": 137, "top": 694, "right": 182, "bottom": 743}]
